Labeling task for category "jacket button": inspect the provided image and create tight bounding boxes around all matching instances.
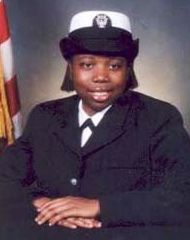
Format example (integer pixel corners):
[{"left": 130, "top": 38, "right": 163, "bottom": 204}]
[{"left": 70, "top": 178, "right": 77, "bottom": 186}]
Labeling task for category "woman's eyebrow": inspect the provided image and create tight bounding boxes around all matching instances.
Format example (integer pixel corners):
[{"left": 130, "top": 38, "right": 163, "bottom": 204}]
[{"left": 75, "top": 55, "right": 94, "bottom": 60}]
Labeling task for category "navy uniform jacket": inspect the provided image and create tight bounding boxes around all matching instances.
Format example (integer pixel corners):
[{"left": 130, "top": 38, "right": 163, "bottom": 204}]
[{"left": 1, "top": 91, "right": 190, "bottom": 240}]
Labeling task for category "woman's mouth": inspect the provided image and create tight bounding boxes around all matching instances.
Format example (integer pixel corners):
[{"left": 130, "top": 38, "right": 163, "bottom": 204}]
[{"left": 89, "top": 89, "right": 112, "bottom": 102}]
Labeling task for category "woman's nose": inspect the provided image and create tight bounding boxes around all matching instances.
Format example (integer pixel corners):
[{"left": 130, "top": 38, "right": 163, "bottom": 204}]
[{"left": 93, "top": 68, "right": 109, "bottom": 83}]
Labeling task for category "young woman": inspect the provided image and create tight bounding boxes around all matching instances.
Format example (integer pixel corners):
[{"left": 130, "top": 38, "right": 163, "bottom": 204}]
[{"left": 1, "top": 11, "right": 190, "bottom": 240}]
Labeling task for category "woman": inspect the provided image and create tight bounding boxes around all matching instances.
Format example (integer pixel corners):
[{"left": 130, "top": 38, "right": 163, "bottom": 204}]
[{"left": 1, "top": 11, "right": 190, "bottom": 240}]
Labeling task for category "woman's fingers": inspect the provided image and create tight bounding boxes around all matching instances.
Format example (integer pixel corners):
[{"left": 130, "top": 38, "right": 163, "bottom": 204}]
[
  {"left": 35, "top": 196, "right": 100, "bottom": 225},
  {"left": 33, "top": 197, "right": 51, "bottom": 209},
  {"left": 35, "top": 203, "right": 73, "bottom": 225},
  {"left": 57, "top": 218, "right": 102, "bottom": 229},
  {"left": 37, "top": 197, "right": 69, "bottom": 212},
  {"left": 57, "top": 218, "right": 78, "bottom": 229}
]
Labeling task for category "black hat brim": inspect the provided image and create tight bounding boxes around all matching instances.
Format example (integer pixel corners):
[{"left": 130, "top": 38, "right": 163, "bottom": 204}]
[{"left": 60, "top": 27, "right": 139, "bottom": 60}]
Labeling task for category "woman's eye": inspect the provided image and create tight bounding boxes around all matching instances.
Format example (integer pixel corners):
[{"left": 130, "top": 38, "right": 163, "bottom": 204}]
[
  {"left": 109, "top": 64, "right": 122, "bottom": 70},
  {"left": 80, "top": 62, "right": 93, "bottom": 69}
]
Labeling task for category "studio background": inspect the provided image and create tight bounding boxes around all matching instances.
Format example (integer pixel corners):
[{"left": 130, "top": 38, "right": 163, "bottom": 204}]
[{"left": 5, "top": 0, "right": 190, "bottom": 132}]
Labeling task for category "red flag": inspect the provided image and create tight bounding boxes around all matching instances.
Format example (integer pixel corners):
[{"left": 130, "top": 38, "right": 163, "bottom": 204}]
[{"left": 0, "top": 0, "right": 22, "bottom": 144}]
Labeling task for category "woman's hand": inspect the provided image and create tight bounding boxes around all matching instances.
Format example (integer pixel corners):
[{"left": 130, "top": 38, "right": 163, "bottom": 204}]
[
  {"left": 57, "top": 217, "right": 101, "bottom": 229},
  {"left": 33, "top": 197, "right": 51, "bottom": 209},
  {"left": 33, "top": 196, "right": 101, "bottom": 229}
]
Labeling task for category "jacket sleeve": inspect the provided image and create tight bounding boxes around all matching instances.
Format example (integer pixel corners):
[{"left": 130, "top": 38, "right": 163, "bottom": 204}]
[
  {"left": 99, "top": 105, "right": 190, "bottom": 227},
  {"left": 0, "top": 105, "right": 53, "bottom": 236},
  {"left": 0, "top": 104, "right": 69, "bottom": 240},
  {"left": 0, "top": 105, "right": 51, "bottom": 202}
]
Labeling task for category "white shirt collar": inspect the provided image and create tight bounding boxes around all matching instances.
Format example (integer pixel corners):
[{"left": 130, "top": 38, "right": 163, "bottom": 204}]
[{"left": 78, "top": 100, "right": 112, "bottom": 127}]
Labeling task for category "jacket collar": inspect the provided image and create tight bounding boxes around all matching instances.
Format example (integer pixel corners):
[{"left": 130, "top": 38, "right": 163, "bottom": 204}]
[
  {"left": 53, "top": 92, "right": 136, "bottom": 157},
  {"left": 81, "top": 93, "right": 133, "bottom": 156}
]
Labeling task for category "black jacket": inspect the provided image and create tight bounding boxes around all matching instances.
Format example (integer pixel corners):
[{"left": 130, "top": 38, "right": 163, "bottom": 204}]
[{"left": 1, "top": 91, "right": 190, "bottom": 240}]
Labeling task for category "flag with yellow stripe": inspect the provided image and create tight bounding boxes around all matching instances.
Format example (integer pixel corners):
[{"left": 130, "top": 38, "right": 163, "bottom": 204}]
[
  {"left": 0, "top": 0, "right": 22, "bottom": 151},
  {"left": 0, "top": 50, "right": 14, "bottom": 146}
]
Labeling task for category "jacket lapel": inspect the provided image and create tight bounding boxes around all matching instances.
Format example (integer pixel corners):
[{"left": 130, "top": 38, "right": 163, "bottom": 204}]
[
  {"left": 82, "top": 94, "right": 133, "bottom": 156},
  {"left": 52, "top": 96, "right": 81, "bottom": 156},
  {"left": 51, "top": 92, "right": 138, "bottom": 157}
]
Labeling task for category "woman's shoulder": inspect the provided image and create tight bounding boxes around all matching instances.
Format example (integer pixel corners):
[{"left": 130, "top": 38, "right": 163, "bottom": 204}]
[
  {"left": 25, "top": 94, "right": 79, "bottom": 129},
  {"left": 129, "top": 91, "right": 181, "bottom": 116},
  {"left": 27, "top": 95, "right": 78, "bottom": 120},
  {"left": 126, "top": 91, "right": 184, "bottom": 131},
  {"left": 33, "top": 94, "right": 79, "bottom": 114}
]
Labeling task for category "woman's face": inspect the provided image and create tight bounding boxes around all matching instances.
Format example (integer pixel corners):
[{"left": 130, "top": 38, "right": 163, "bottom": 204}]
[{"left": 69, "top": 54, "right": 129, "bottom": 116}]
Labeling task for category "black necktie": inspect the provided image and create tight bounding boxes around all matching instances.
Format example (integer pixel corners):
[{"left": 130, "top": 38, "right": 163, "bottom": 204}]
[
  {"left": 80, "top": 118, "right": 96, "bottom": 132},
  {"left": 79, "top": 119, "right": 96, "bottom": 177},
  {"left": 80, "top": 118, "right": 96, "bottom": 148}
]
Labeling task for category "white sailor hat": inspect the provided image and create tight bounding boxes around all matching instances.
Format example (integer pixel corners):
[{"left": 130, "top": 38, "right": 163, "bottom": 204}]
[
  {"left": 60, "top": 11, "right": 139, "bottom": 60},
  {"left": 69, "top": 11, "right": 131, "bottom": 33}
]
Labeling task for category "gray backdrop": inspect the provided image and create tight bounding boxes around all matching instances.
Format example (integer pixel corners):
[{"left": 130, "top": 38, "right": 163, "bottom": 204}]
[{"left": 5, "top": 0, "right": 190, "bottom": 132}]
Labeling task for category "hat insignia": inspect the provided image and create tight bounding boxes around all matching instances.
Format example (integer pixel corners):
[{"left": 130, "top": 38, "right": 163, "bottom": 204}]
[{"left": 93, "top": 14, "right": 111, "bottom": 28}]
